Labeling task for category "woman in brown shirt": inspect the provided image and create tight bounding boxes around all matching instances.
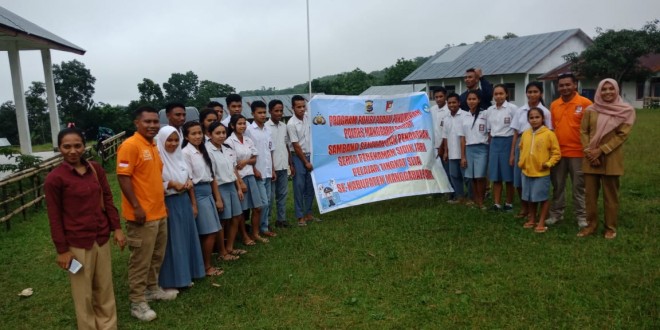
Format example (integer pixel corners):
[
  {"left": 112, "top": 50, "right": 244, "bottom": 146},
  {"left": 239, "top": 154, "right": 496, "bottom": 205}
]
[
  {"left": 579, "top": 79, "right": 635, "bottom": 239},
  {"left": 45, "top": 128, "right": 126, "bottom": 329}
]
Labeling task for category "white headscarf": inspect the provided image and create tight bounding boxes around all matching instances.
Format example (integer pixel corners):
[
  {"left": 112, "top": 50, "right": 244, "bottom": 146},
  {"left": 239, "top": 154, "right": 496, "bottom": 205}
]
[{"left": 156, "top": 126, "right": 190, "bottom": 194}]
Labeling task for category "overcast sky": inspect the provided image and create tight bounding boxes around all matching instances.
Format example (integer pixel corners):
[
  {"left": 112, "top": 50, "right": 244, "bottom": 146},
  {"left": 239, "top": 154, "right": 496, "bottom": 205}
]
[{"left": 0, "top": 0, "right": 658, "bottom": 106}]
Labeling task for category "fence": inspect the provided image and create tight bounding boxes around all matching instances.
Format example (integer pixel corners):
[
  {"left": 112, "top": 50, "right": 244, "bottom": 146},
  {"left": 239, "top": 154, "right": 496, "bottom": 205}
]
[
  {"left": 0, "top": 131, "right": 126, "bottom": 230},
  {"left": 98, "top": 131, "right": 126, "bottom": 165}
]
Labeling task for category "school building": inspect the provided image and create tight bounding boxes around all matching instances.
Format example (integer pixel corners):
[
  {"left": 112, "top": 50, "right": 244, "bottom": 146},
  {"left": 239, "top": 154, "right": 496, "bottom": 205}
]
[{"left": 403, "top": 29, "right": 593, "bottom": 105}]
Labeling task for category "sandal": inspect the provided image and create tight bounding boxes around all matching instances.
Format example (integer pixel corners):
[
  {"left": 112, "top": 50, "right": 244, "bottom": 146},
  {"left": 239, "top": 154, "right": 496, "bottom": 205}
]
[
  {"left": 228, "top": 249, "right": 247, "bottom": 255},
  {"left": 254, "top": 236, "right": 270, "bottom": 244},
  {"left": 205, "top": 267, "right": 224, "bottom": 277},
  {"left": 219, "top": 253, "right": 240, "bottom": 261},
  {"left": 261, "top": 231, "right": 277, "bottom": 237},
  {"left": 534, "top": 226, "right": 548, "bottom": 233},
  {"left": 523, "top": 221, "right": 536, "bottom": 229},
  {"left": 243, "top": 240, "right": 256, "bottom": 246}
]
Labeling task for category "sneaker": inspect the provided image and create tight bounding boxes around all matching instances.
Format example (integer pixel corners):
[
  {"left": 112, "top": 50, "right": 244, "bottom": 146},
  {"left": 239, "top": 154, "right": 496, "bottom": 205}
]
[
  {"left": 503, "top": 204, "right": 514, "bottom": 212},
  {"left": 490, "top": 204, "right": 502, "bottom": 212},
  {"left": 577, "top": 219, "right": 588, "bottom": 228},
  {"left": 145, "top": 287, "right": 177, "bottom": 301},
  {"left": 130, "top": 302, "right": 157, "bottom": 322},
  {"left": 545, "top": 217, "right": 561, "bottom": 225}
]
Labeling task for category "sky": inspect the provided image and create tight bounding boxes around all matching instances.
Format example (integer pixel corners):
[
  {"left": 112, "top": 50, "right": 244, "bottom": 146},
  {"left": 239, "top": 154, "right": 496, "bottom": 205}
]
[{"left": 0, "top": 0, "right": 658, "bottom": 106}]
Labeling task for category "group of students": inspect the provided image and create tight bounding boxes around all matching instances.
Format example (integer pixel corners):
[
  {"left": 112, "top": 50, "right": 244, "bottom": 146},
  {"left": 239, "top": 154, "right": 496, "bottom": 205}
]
[
  {"left": 44, "top": 71, "right": 636, "bottom": 328},
  {"left": 432, "top": 69, "right": 635, "bottom": 237},
  {"left": 44, "top": 94, "right": 319, "bottom": 328}
]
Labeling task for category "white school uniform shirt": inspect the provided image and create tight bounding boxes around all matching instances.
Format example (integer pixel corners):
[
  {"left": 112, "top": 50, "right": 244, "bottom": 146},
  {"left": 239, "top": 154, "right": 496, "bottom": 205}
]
[
  {"left": 182, "top": 143, "right": 213, "bottom": 184},
  {"left": 206, "top": 141, "right": 238, "bottom": 185},
  {"left": 221, "top": 116, "right": 230, "bottom": 127},
  {"left": 486, "top": 101, "right": 518, "bottom": 137},
  {"left": 511, "top": 103, "right": 552, "bottom": 133},
  {"left": 431, "top": 103, "right": 450, "bottom": 149},
  {"left": 459, "top": 110, "right": 489, "bottom": 145},
  {"left": 225, "top": 133, "right": 258, "bottom": 178},
  {"left": 287, "top": 113, "right": 311, "bottom": 154},
  {"left": 442, "top": 110, "right": 471, "bottom": 160},
  {"left": 266, "top": 118, "right": 290, "bottom": 171},
  {"left": 245, "top": 122, "right": 274, "bottom": 179}
]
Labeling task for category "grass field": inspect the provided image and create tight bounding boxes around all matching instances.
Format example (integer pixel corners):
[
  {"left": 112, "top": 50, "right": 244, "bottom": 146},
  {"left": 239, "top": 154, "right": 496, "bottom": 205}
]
[{"left": 1, "top": 110, "right": 658, "bottom": 329}]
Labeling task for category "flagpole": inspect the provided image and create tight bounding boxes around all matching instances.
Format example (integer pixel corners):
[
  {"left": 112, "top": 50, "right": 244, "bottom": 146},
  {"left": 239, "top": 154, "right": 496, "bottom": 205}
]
[{"left": 306, "top": 0, "right": 312, "bottom": 100}]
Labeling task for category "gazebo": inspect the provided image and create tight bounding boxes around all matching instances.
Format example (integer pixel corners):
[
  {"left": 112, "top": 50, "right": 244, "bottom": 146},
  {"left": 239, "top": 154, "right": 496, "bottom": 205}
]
[{"left": 0, "top": 6, "right": 85, "bottom": 154}]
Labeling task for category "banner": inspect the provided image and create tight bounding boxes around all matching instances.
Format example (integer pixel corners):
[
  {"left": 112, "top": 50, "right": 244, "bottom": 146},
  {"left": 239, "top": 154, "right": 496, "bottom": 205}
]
[{"left": 310, "top": 92, "right": 453, "bottom": 214}]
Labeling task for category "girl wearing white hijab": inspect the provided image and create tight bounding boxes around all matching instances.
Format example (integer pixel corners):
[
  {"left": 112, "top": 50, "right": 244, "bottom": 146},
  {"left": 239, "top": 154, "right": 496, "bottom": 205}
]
[{"left": 156, "top": 126, "right": 205, "bottom": 288}]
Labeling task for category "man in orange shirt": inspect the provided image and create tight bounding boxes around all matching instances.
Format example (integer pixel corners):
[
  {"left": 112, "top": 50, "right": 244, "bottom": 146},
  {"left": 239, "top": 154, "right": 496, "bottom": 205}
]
[
  {"left": 547, "top": 73, "right": 592, "bottom": 228},
  {"left": 117, "top": 106, "right": 176, "bottom": 322}
]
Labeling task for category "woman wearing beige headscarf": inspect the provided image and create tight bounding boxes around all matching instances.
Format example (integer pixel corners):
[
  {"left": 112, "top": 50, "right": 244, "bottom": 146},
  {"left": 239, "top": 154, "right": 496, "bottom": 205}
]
[{"left": 578, "top": 78, "right": 635, "bottom": 239}]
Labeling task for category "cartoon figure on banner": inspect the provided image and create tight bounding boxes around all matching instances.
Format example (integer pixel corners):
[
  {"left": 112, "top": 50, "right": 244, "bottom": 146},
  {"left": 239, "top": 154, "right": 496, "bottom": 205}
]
[
  {"left": 313, "top": 112, "right": 326, "bottom": 125},
  {"left": 317, "top": 179, "right": 341, "bottom": 209},
  {"left": 385, "top": 100, "right": 394, "bottom": 113},
  {"left": 365, "top": 100, "right": 374, "bottom": 114}
]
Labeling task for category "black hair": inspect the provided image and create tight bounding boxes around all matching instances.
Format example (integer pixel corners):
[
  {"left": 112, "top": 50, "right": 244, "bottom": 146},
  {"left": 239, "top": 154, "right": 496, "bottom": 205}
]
[
  {"left": 199, "top": 108, "right": 218, "bottom": 134},
  {"left": 250, "top": 100, "right": 267, "bottom": 113},
  {"left": 291, "top": 95, "right": 306, "bottom": 106},
  {"left": 207, "top": 101, "right": 223, "bottom": 109},
  {"left": 466, "top": 68, "right": 476, "bottom": 74},
  {"left": 466, "top": 90, "right": 483, "bottom": 128},
  {"left": 165, "top": 102, "right": 186, "bottom": 114},
  {"left": 225, "top": 94, "right": 242, "bottom": 106},
  {"left": 493, "top": 84, "right": 510, "bottom": 102},
  {"left": 525, "top": 81, "right": 545, "bottom": 106},
  {"left": 57, "top": 127, "right": 86, "bottom": 146},
  {"left": 226, "top": 114, "right": 247, "bottom": 137},
  {"left": 132, "top": 105, "right": 158, "bottom": 120},
  {"left": 446, "top": 92, "right": 460, "bottom": 102},
  {"left": 527, "top": 107, "right": 545, "bottom": 120},
  {"left": 181, "top": 121, "right": 214, "bottom": 177},
  {"left": 268, "top": 99, "right": 283, "bottom": 111},
  {"left": 557, "top": 72, "right": 577, "bottom": 83},
  {"left": 207, "top": 121, "right": 232, "bottom": 150},
  {"left": 433, "top": 87, "right": 447, "bottom": 96}
]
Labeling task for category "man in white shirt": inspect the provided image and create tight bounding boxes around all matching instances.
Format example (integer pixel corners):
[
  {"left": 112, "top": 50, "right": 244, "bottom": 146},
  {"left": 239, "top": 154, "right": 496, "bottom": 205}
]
[
  {"left": 286, "top": 95, "right": 319, "bottom": 226},
  {"left": 246, "top": 101, "right": 277, "bottom": 237},
  {"left": 442, "top": 93, "right": 472, "bottom": 203},
  {"left": 266, "top": 99, "right": 293, "bottom": 228},
  {"left": 431, "top": 87, "right": 451, "bottom": 196},
  {"left": 221, "top": 94, "right": 243, "bottom": 127}
]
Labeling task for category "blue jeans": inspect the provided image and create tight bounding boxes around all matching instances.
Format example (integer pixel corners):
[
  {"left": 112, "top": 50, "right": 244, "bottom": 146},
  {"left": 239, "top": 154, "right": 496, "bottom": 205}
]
[
  {"left": 257, "top": 178, "right": 271, "bottom": 232},
  {"left": 269, "top": 169, "right": 288, "bottom": 222},
  {"left": 448, "top": 159, "right": 472, "bottom": 200},
  {"left": 292, "top": 154, "right": 314, "bottom": 219}
]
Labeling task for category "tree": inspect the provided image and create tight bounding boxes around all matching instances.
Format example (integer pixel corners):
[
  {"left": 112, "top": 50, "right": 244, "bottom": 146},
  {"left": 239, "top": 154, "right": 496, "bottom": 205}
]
[
  {"left": 163, "top": 71, "right": 199, "bottom": 104},
  {"left": 483, "top": 34, "right": 500, "bottom": 42},
  {"left": 0, "top": 101, "right": 18, "bottom": 145},
  {"left": 502, "top": 32, "right": 518, "bottom": 39},
  {"left": 335, "top": 68, "right": 375, "bottom": 95},
  {"left": 137, "top": 78, "right": 164, "bottom": 108},
  {"left": 565, "top": 20, "right": 660, "bottom": 84},
  {"left": 192, "top": 80, "right": 235, "bottom": 108},
  {"left": 53, "top": 59, "right": 96, "bottom": 124},
  {"left": 381, "top": 58, "right": 419, "bottom": 85},
  {"left": 24, "top": 82, "right": 50, "bottom": 145}
]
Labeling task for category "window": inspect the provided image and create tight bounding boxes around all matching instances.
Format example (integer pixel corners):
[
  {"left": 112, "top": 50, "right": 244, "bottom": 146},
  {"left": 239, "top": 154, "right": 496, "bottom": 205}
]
[
  {"left": 504, "top": 83, "right": 516, "bottom": 102},
  {"left": 444, "top": 85, "right": 456, "bottom": 95},
  {"left": 636, "top": 81, "right": 646, "bottom": 100}
]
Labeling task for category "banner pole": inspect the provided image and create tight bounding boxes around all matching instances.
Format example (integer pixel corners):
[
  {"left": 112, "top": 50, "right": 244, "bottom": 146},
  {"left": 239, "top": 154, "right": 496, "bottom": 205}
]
[{"left": 306, "top": 0, "right": 312, "bottom": 100}]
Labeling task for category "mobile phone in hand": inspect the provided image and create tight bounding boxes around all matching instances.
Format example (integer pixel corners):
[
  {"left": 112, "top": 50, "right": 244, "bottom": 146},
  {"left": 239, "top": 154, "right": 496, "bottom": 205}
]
[{"left": 68, "top": 259, "right": 83, "bottom": 274}]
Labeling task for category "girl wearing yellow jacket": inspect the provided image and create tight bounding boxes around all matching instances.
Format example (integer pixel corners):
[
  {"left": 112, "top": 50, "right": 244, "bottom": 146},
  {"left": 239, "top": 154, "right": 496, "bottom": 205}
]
[{"left": 518, "top": 108, "right": 561, "bottom": 233}]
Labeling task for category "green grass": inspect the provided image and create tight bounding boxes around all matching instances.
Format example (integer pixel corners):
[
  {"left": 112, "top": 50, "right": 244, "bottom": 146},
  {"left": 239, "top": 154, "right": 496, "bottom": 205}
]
[{"left": 1, "top": 110, "right": 659, "bottom": 329}]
